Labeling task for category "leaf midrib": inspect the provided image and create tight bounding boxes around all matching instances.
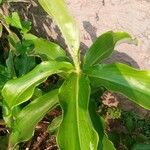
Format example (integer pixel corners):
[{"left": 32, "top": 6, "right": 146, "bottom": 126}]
[{"left": 75, "top": 73, "right": 81, "bottom": 149}]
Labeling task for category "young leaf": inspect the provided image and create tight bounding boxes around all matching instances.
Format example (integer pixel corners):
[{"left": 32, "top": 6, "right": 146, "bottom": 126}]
[
  {"left": 57, "top": 73, "right": 98, "bottom": 150},
  {"left": 85, "top": 63, "right": 150, "bottom": 110},
  {"left": 5, "top": 12, "right": 22, "bottom": 29},
  {"left": 2, "top": 61, "right": 73, "bottom": 109},
  {"left": 9, "top": 89, "right": 59, "bottom": 148},
  {"left": 89, "top": 99, "right": 116, "bottom": 150},
  {"left": 27, "top": 37, "right": 67, "bottom": 61},
  {"left": 38, "top": 0, "right": 80, "bottom": 67},
  {"left": 83, "top": 31, "right": 135, "bottom": 68}
]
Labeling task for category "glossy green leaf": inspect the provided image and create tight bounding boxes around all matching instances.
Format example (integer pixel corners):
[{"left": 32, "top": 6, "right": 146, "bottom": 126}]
[
  {"left": 10, "top": 89, "right": 59, "bottom": 148},
  {"left": 85, "top": 63, "right": 150, "bottom": 110},
  {"left": 2, "top": 61, "right": 73, "bottom": 109},
  {"left": 57, "top": 73, "right": 98, "bottom": 150},
  {"left": 89, "top": 99, "right": 116, "bottom": 150},
  {"left": 31, "top": 38, "right": 66, "bottom": 61},
  {"left": 84, "top": 31, "right": 135, "bottom": 68},
  {"left": 24, "top": 34, "right": 67, "bottom": 61},
  {"left": 38, "top": 0, "right": 80, "bottom": 67}
]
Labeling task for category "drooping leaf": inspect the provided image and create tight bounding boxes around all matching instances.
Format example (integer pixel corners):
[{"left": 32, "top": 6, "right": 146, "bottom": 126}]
[
  {"left": 24, "top": 34, "right": 67, "bottom": 61},
  {"left": 57, "top": 73, "right": 98, "bottom": 150},
  {"left": 89, "top": 99, "right": 116, "bottom": 150},
  {"left": 31, "top": 38, "right": 67, "bottom": 61},
  {"left": 38, "top": 0, "right": 80, "bottom": 66},
  {"left": 83, "top": 31, "right": 136, "bottom": 68},
  {"left": 2, "top": 61, "right": 73, "bottom": 109},
  {"left": 85, "top": 63, "right": 150, "bottom": 110},
  {"left": 10, "top": 89, "right": 59, "bottom": 148}
]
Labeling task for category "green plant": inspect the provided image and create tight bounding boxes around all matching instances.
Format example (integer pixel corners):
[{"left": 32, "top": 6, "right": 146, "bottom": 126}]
[
  {"left": 108, "top": 111, "right": 150, "bottom": 149},
  {"left": 1, "top": 0, "right": 150, "bottom": 149},
  {"left": 0, "top": 6, "right": 41, "bottom": 148}
]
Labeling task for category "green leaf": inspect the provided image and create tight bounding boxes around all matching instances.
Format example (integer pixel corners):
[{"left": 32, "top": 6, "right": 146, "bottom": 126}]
[
  {"left": 8, "top": 32, "right": 20, "bottom": 50},
  {"left": 48, "top": 115, "right": 62, "bottom": 135},
  {"left": 26, "top": 36, "right": 67, "bottom": 61},
  {"left": 10, "top": 89, "right": 59, "bottom": 148},
  {"left": 0, "top": 65, "right": 9, "bottom": 90},
  {"left": 85, "top": 63, "right": 150, "bottom": 110},
  {"left": 38, "top": 0, "right": 80, "bottom": 67},
  {"left": 5, "top": 12, "right": 22, "bottom": 29},
  {"left": 89, "top": 99, "right": 116, "bottom": 150},
  {"left": 4, "top": 12, "right": 31, "bottom": 33},
  {"left": 57, "top": 73, "right": 98, "bottom": 150},
  {"left": 14, "top": 40, "right": 36, "bottom": 77},
  {"left": 2, "top": 61, "right": 73, "bottom": 109},
  {"left": 14, "top": 55, "right": 36, "bottom": 77},
  {"left": 21, "top": 21, "right": 32, "bottom": 33},
  {"left": 83, "top": 31, "right": 135, "bottom": 68}
]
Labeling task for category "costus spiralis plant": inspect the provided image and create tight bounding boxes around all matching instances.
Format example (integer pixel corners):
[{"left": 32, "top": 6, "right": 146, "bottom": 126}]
[{"left": 1, "top": 0, "right": 150, "bottom": 149}]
